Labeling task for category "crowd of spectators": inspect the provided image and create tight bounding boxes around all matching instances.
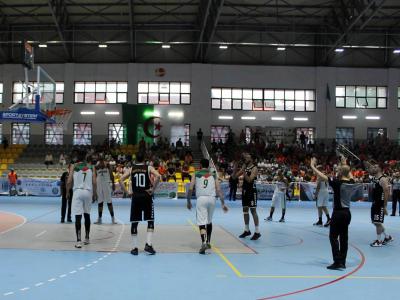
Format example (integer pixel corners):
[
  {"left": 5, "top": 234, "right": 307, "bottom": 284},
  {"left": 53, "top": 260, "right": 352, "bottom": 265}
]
[{"left": 210, "top": 129, "right": 400, "bottom": 184}]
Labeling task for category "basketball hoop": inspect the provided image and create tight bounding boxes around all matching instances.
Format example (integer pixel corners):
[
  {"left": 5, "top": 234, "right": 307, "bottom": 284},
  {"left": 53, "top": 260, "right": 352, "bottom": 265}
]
[{"left": 46, "top": 108, "right": 72, "bottom": 131}]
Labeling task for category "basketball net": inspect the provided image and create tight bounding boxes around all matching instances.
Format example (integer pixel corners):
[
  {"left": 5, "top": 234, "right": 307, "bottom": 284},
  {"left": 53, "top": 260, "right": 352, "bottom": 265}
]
[{"left": 46, "top": 108, "right": 72, "bottom": 132}]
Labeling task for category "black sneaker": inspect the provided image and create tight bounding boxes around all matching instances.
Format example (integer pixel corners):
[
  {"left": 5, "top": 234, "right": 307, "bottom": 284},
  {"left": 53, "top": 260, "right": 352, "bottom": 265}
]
[
  {"left": 382, "top": 235, "right": 394, "bottom": 245},
  {"left": 324, "top": 219, "right": 331, "bottom": 227},
  {"left": 239, "top": 231, "right": 251, "bottom": 238},
  {"left": 250, "top": 232, "right": 261, "bottom": 240},
  {"left": 130, "top": 248, "right": 138, "bottom": 256},
  {"left": 67, "top": 219, "right": 72, "bottom": 223},
  {"left": 60, "top": 219, "right": 65, "bottom": 224},
  {"left": 265, "top": 216, "right": 273, "bottom": 221},
  {"left": 199, "top": 244, "right": 207, "bottom": 255},
  {"left": 326, "top": 263, "right": 344, "bottom": 270},
  {"left": 279, "top": 218, "right": 285, "bottom": 223},
  {"left": 313, "top": 220, "right": 323, "bottom": 226},
  {"left": 370, "top": 240, "right": 383, "bottom": 247},
  {"left": 144, "top": 243, "right": 156, "bottom": 255}
]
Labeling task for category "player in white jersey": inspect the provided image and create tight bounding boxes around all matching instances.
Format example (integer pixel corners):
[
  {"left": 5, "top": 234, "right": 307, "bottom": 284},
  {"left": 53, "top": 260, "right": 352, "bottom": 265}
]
[
  {"left": 313, "top": 165, "right": 331, "bottom": 227},
  {"left": 187, "top": 159, "right": 228, "bottom": 254},
  {"left": 94, "top": 158, "right": 116, "bottom": 224},
  {"left": 67, "top": 150, "right": 97, "bottom": 249},
  {"left": 266, "top": 170, "right": 288, "bottom": 222}
]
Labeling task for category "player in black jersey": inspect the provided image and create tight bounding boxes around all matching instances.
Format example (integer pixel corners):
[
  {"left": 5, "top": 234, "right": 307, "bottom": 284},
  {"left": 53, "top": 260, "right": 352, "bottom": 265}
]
[
  {"left": 234, "top": 152, "right": 261, "bottom": 240},
  {"left": 119, "top": 153, "right": 161, "bottom": 255},
  {"left": 366, "top": 162, "right": 394, "bottom": 247}
]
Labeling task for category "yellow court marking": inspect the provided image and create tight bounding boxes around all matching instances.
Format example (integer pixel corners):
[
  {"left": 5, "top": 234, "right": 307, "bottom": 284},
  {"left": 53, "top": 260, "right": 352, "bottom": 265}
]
[
  {"left": 187, "top": 219, "right": 243, "bottom": 277},
  {"left": 186, "top": 219, "right": 400, "bottom": 281}
]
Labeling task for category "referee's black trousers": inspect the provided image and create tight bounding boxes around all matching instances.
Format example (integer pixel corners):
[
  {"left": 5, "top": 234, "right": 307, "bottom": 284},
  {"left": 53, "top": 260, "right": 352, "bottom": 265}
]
[
  {"left": 329, "top": 209, "right": 351, "bottom": 265},
  {"left": 392, "top": 190, "right": 400, "bottom": 215}
]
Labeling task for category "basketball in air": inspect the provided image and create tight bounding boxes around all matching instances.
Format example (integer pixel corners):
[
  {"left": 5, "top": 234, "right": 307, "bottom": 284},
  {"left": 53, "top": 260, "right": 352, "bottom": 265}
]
[{"left": 155, "top": 67, "right": 166, "bottom": 77}]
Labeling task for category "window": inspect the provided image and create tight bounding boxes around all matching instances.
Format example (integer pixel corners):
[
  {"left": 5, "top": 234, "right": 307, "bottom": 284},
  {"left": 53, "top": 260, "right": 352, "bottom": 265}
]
[
  {"left": 211, "top": 126, "right": 230, "bottom": 143},
  {"left": 367, "top": 128, "right": 387, "bottom": 140},
  {"left": 108, "top": 123, "right": 127, "bottom": 145},
  {"left": 0, "top": 83, "right": 3, "bottom": 103},
  {"left": 73, "top": 123, "right": 92, "bottom": 145},
  {"left": 211, "top": 87, "right": 315, "bottom": 111},
  {"left": 336, "top": 127, "right": 354, "bottom": 146},
  {"left": 45, "top": 123, "right": 63, "bottom": 145},
  {"left": 12, "top": 82, "right": 64, "bottom": 104},
  {"left": 138, "top": 82, "right": 191, "bottom": 105},
  {"left": 296, "top": 128, "right": 315, "bottom": 143},
  {"left": 335, "top": 85, "right": 387, "bottom": 109},
  {"left": 74, "top": 82, "right": 128, "bottom": 104},
  {"left": 12, "top": 123, "right": 30, "bottom": 144},
  {"left": 170, "top": 124, "right": 190, "bottom": 146}
]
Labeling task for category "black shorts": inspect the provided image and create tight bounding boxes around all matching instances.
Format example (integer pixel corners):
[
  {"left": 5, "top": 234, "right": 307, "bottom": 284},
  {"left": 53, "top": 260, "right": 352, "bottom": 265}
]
[
  {"left": 371, "top": 204, "right": 384, "bottom": 224},
  {"left": 242, "top": 190, "right": 257, "bottom": 208},
  {"left": 130, "top": 193, "right": 154, "bottom": 222}
]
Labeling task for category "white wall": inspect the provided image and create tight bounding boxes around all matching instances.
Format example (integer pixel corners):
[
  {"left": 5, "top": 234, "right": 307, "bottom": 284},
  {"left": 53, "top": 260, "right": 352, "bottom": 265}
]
[{"left": 0, "top": 63, "right": 399, "bottom": 144}]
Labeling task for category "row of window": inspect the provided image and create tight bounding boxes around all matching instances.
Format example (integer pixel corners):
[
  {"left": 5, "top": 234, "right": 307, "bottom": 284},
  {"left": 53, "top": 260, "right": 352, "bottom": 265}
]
[{"left": 1, "top": 82, "right": 400, "bottom": 111}]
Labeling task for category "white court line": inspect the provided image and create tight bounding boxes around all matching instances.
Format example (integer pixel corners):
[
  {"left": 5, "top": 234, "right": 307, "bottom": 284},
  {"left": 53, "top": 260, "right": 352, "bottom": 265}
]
[
  {"left": 48, "top": 278, "right": 56, "bottom": 282},
  {"left": 79, "top": 267, "right": 85, "bottom": 270},
  {"left": 69, "top": 270, "right": 77, "bottom": 274},
  {"left": 86, "top": 264, "right": 92, "bottom": 267},
  {"left": 20, "top": 287, "right": 30, "bottom": 291},
  {"left": 35, "top": 230, "right": 47, "bottom": 238},
  {"left": 35, "top": 283, "right": 44, "bottom": 287},
  {"left": 3, "top": 292, "right": 14, "bottom": 296},
  {"left": 0, "top": 211, "right": 27, "bottom": 236},
  {"left": 59, "top": 274, "right": 67, "bottom": 278}
]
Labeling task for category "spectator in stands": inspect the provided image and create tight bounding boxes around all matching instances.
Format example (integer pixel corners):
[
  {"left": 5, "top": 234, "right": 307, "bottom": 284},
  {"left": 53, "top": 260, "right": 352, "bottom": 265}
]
[
  {"left": 211, "top": 139, "right": 217, "bottom": 152},
  {"left": 239, "top": 129, "right": 246, "bottom": 145},
  {"left": 170, "top": 142, "right": 176, "bottom": 153},
  {"left": 299, "top": 131, "right": 307, "bottom": 149},
  {"left": 45, "top": 152, "right": 54, "bottom": 168},
  {"left": 59, "top": 152, "right": 67, "bottom": 167},
  {"left": 176, "top": 138, "right": 184, "bottom": 157},
  {"left": 197, "top": 128, "right": 203, "bottom": 149},
  {"left": 2, "top": 136, "right": 8, "bottom": 149},
  {"left": 166, "top": 162, "right": 177, "bottom": 182},
  {"left": 182, "top": 163, "right": 191, "bottom": 181},
  {"left": 8, "top": 168, "right": 17, "bottom": 196},
  {"left": 60, "top": 165, "right": 72, "bottom": 223},
  {"left": 184, "top": 151, "right": 193, "bottom": 165}
]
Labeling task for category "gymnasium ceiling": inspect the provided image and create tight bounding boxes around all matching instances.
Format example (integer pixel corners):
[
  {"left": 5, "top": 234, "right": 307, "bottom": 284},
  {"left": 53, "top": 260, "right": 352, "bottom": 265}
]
[{"left": 0, "top": 0, "right": 400, "bottom": 67}]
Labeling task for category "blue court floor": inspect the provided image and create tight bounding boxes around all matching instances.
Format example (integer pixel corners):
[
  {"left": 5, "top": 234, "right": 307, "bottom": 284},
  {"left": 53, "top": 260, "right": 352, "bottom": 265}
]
[{"left": 1, "top": 196, "right": 399, "bottom": 300}]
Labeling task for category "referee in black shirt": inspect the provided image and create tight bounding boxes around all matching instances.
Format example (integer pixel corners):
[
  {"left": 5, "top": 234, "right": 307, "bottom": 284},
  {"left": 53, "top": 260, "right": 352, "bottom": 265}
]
[{"left": 311, "top": 156, "right": 356, "bottom": 270}]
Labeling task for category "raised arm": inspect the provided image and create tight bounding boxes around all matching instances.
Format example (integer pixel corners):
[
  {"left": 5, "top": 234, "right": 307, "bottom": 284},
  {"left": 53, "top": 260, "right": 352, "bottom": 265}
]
[
  {"left": 244, "top": 166, "right": 258, "bottom": 182},
  {"left": 310, "top": 158, "right": 328, "bottom": 182},
  {"left": 66, "top": 164, "right": 74, "bottom": 199}
]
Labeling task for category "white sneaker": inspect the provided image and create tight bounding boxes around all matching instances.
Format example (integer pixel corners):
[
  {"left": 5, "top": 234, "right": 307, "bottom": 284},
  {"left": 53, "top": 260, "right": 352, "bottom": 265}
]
[
  {"left": 370, "top": 240, "right": 382, "bottom": 247},
  {"left": 84, "top": 238, "right": 90, "bottom": 245},
  {"left": 75, "top": 241, "right": 82, "bottom": 248},
  {"left": 94, "top": 218, "right": 102, "bottom": 224},
  {"left": 111, "top": 217, "right": 117, "bottom": 224}
]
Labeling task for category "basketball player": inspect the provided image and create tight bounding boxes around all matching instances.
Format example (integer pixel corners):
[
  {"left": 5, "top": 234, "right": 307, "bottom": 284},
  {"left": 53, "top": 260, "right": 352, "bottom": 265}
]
[
  {"left": 235, "top": 153, "right": 261, "bottom": 240},
  {"left": 366, "top": 162, "right": 394, "bottom": 247},
  {"left": 313, "top": 165, "right": 331, "bottom": 227},
  {"left": 66, "top": 150, "right": 97, "bottom": 249},
  {"left": 390, "top": 171, "right": 400, "bottom": 216},
  {"left": 94, "top": 158, "right": 117, "bottom": 224},
  {"left": 266, "top": 170, "right": 289, "bottom": 222},
  {"left": 186, "top": 159, "right": 228, "bottom": 254},
  {"left": 310, "top": 156, "right": 354, "bottom": 270},
  {"left": 119, "top": 152, "right": 160, "bottom": 256}
]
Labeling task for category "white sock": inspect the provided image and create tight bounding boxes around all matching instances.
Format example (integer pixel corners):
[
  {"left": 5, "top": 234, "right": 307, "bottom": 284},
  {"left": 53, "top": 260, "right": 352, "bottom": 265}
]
[
  {"left": 245, "top": 224, "right": 250, "bottom": 231},
  {"left": 132, "top": 235, "right": 138, "bottom": 248},
  {"left": 255, "top": 226, "right": 260, "bottom": 233},
  {"left": 147, "top": 231, "right": 153, "bottom": 245},
  {"left": 377, "top": 234, "right": 381, "bottom": 241}
]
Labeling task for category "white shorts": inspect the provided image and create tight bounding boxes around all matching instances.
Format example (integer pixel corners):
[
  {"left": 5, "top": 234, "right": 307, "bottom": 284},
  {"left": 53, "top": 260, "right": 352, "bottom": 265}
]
[
  {"left": 316, "top": 192, "right": 329, "bottom": 207},
  {"left": 196, "top": 196, "right": 216, "bottom": 226},
  {"left": 271, "top": 192, "right": 286, "bottom": 209},
  {"left": 97, "top": 182, "right": 112, "bottom": 204},
  {"left": 72, "top": 189, "right": 92, "bottom": 215}
]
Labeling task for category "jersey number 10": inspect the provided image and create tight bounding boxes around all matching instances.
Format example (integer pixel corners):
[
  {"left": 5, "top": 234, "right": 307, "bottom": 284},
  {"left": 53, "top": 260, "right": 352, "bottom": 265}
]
[{"left": 134, "top": 173, "right": 146, "bottom": 188}]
